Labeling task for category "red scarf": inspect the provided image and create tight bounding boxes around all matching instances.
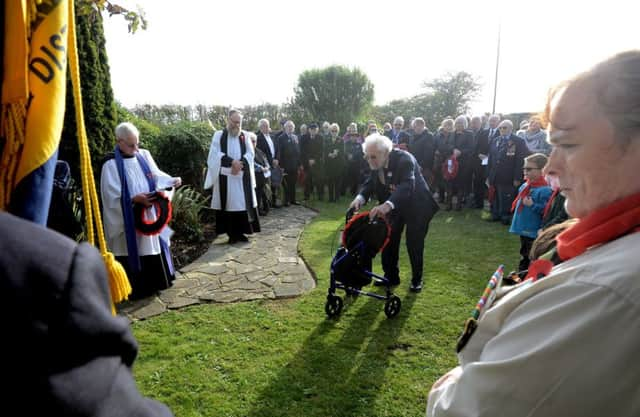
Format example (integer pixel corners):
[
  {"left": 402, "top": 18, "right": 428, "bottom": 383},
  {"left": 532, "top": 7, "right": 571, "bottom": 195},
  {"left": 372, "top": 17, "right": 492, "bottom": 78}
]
[
  {"left": 542, "top": 188, "right": 560, "bottom": 218},
  {"left": 556, "top": 192, "right": 640, "bottom": 261},
  {"left": 511, "top": 177, "right": 548, "bottom": 213}
]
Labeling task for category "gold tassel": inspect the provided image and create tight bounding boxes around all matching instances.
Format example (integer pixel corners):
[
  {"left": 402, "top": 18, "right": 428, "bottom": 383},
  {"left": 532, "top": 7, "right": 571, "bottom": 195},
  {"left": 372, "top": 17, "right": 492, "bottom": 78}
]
[{"left": 67, "top": 0, "right": 131, "bottom": 311}]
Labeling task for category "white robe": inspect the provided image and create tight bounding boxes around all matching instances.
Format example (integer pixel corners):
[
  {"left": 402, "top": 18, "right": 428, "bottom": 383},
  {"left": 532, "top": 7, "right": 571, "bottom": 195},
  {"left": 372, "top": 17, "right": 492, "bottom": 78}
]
[
  {"left": 100, "top": 149, "right": 174, "bottom": 257},
  {"left": 206, "top": 130, "right": 257, "bottom": 211}
]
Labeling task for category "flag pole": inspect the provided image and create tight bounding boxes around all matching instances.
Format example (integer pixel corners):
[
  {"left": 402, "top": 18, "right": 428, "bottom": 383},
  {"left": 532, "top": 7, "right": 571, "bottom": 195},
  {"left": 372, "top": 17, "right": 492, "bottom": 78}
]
[{"left": 491, "top": 22, "right": 501, "bottom": 114}]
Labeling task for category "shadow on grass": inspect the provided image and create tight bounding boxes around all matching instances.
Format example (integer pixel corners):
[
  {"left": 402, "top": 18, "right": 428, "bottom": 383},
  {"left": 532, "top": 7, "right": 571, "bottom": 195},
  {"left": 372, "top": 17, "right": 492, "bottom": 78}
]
[{"left": 247, "top": 288, "right": 418, "bottom": 417}]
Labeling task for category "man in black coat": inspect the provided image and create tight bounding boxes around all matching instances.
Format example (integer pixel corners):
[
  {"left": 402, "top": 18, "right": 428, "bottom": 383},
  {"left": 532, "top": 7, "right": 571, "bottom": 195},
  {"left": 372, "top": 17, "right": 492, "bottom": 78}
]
[
  {"left": 473, "top": 114, "right": 501, "bottom": 208},
  {"left": 487, "top": 120, "right": 530, "bottom": 224},
  {"left": 276, "top": 120, "right": 301, "bottom": 206},
  {"left": 0, "top": 211, "right": 173, "bottom": 417},
  {"left": 350, "top": 134, "right": 439, "bottom": 292},
  {"left": 256, "top": 119, "right": 279, "bottom": 207},
  {"left": 408, "top": 117, "right": 436, "bottom": 187}
]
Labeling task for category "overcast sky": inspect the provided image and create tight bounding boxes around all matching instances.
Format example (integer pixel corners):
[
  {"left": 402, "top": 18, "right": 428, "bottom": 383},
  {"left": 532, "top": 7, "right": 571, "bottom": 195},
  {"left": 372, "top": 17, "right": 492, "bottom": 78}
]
[{"left": 103, "top": 0, "right": 639, "bottom": 117}]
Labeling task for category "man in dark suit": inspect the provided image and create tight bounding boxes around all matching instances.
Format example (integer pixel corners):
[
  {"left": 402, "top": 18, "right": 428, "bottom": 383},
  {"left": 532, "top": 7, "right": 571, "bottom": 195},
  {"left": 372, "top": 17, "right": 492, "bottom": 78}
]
[
  {"left": 276, "top": 120, "right": 301, "bottom": 206},
  {"left": 256, "top": 119, "right": 279, "bottom": 207},
  {"left": 487, "top": 120, "right": 530, "bottom": 224},
  {"left": 385, "top": 116, "right": 412, "bottom": 148},
  {"left": 0, "top": 210, "right": 173, "bottom": 416},
  {"left": 472, "top": 114, "right": 500, "bottom": 208},
  {"left": 350, "top": 134, "right": 439, "bottom": 292}
]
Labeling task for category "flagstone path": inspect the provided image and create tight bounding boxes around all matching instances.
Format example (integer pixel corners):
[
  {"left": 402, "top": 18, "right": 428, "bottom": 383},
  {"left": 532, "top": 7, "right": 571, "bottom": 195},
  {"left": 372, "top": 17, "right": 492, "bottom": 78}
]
[{"left": 119, "top": 205, "right": 317, "bottom": 320}]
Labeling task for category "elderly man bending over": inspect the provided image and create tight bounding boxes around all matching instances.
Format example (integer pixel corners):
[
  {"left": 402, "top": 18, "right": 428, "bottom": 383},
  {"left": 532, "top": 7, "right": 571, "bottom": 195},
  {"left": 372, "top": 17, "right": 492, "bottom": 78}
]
[{"left": 350, "top": 134, "right": 439, "bottom": 292}]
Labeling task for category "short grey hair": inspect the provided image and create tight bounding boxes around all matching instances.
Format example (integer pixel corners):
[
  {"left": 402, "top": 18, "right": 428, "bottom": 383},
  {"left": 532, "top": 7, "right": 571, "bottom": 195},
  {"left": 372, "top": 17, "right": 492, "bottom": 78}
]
[
  {"left": 330, "top": 122, "right": 340, "bottom": 133},
  {"left": 284, "top": 120, "right": 295, "bottom": 130},
  {"left": 258, "top": 118, "right": 270, "bottom": 129},
  {"left": 228, "top": 108, "right": 243, "bottom": 119},
  {"left": 363, "top": 133, "right": 393, "bottom": 154},
  {"left": 393, "top": 116, "right": 404, "bottom": 126},
  {"left": 115, "top": 122, "right": 139, "bottom": 140},
  {"left": 454, "top": 115, "right": 468, "bottom": 129}
]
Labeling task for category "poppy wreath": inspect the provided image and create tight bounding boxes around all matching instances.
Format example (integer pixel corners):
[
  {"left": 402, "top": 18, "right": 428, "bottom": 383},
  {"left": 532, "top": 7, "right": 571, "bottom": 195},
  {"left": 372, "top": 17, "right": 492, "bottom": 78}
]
[
  {"left": 442, "top": 155, "right": 459, "bottom": 181},
  {"left": 133, "top": 192, "right": 172, "bottom": 236}
]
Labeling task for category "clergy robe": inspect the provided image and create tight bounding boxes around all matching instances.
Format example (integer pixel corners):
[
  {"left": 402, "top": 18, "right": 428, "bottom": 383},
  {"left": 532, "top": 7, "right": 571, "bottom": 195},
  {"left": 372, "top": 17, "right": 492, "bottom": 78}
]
[
  {"left": 100, "top": 149, "right": 176, "bottom": 299},
  {"left": 206, "top": 129, "right": 260, "bottom": 236}
]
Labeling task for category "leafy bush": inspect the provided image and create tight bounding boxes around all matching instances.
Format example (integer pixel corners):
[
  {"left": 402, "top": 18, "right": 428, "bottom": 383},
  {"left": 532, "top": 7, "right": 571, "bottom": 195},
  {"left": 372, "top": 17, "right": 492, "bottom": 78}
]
[
  {"left": 170, "top": 186, "right": 210, "bottom": 242},
  {"left": 150, "top": 121, "right": 213, "bottom": 189}
]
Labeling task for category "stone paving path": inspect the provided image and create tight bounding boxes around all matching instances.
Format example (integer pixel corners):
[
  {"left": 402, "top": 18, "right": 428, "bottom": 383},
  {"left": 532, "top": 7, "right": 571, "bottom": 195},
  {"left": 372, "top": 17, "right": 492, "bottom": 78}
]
[{"left": 119, "top": 205, "right": 317, "bottom": 320}]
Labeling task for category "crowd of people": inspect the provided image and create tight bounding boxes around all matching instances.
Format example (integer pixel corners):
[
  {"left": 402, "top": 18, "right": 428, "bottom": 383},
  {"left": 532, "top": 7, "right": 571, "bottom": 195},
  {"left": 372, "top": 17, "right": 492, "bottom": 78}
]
[{"left": 3, "top": 51, "right": 637, "bottom": 415}]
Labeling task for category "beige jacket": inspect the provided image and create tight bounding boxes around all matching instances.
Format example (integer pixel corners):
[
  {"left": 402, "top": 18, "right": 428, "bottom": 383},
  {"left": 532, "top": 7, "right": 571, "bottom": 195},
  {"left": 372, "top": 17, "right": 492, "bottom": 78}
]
[{"left": 427, "top": 232, "right": 640, "bottom": 417}]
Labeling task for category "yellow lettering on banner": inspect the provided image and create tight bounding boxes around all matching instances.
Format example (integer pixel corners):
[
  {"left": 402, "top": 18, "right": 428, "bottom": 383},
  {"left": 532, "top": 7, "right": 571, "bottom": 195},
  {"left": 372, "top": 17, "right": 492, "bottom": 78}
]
[{"left": 15, "top": 1, "right": 69, "bottom": 185}]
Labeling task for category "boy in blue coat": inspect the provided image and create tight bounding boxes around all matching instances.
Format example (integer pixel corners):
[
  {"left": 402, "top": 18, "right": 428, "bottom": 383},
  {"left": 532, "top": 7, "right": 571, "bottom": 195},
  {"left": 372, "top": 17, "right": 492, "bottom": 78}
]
[{"left": 509, "top": 153, "right": 552, "bottom": 273}]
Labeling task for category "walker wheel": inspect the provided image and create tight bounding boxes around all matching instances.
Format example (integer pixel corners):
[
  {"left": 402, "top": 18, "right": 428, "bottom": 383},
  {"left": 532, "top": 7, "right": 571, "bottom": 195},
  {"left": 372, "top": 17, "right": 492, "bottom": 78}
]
[
  {"left": 325, "top": 294, "right": 343, "bottom": 318},
  {"left": 384, "top": 295, "right": 401, "bottom": 318}
]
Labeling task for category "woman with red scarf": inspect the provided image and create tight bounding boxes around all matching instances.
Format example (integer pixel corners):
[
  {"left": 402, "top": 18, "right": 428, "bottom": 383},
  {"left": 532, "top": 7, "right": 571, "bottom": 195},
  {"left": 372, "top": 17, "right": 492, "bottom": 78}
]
[
  {"left": 509, "top": 153, "right": 552, "bottom": 273},
  {"left": 428, "top": 51, "right": 640, "bottom": 417}
]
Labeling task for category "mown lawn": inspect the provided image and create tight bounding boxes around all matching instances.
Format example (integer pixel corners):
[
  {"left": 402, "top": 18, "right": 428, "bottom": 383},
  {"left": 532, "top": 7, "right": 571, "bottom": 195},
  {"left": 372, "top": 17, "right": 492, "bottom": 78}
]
[{"left": 131, "top": 197, "right": 519, "bottom": 417}]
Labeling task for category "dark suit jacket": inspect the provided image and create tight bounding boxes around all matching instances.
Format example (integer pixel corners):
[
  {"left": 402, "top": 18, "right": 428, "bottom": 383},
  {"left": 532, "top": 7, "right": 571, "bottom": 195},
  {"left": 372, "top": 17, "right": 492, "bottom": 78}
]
[
  {"left": 359, "top": 149, "right": 439, "bottom": 220},
  {"left": 409, "top": 130, "right": 436, "bottom": 172},
  {"left": 488, "top": 134, "right": 530, "bottom": 186},
  {"left": 0, "top": 211, "right": 173, "bottom": 417},
  {"left": 276, "top": 133, "right": 300, "bottom": 173},
  {"left": 256, "top": 132, "right": 277, "bottom": 166},
  {"left": 475, "top": 128, "right": 499, "bottom": 156},
  {"left": 385, "top": 129, "right": 411, "bottom": 145}
]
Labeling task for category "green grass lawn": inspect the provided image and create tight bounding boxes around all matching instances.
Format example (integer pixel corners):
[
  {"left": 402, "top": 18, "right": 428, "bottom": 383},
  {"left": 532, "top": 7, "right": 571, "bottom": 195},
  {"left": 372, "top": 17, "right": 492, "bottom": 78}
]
[{"left": 131, "top": 196, "right": 520, "bottom": 417}]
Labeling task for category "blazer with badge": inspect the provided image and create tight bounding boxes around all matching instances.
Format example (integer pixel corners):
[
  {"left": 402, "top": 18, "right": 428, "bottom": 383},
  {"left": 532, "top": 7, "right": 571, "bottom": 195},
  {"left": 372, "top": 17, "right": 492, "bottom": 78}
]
[
  {"left": 0, "top": 211, "right": 173, "bottom": 416},
  {"left": 359, "top": 149, "right": 439, "bottom": 219},
  {"left": 487, "top": 133, "right": 530, "bottom": 186}
]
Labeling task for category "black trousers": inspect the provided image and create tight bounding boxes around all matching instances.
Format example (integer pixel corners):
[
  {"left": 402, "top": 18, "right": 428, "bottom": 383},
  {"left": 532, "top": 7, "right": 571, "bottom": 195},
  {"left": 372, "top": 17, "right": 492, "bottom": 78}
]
[
  {"left": 381, "top": 212, "right": 430, "bottom": 284},
  {"left": 327, "top": 176, "right": 341, "bottom": 202},
  {"left": 492, "top": 183, "right": 516, "bottom": 223},
  {"left": 519, "top": 235, "right": 535, "bottom": 273},
  {"left": 284, "top": 169, "right": 297, "bottom": 204},
  {"left": 472, "top": 163, "right": 487, "bottom": 208}
]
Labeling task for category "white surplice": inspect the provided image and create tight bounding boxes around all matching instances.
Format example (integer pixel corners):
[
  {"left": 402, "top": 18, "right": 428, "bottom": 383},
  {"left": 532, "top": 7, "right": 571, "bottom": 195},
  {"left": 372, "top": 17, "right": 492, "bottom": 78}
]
[
  {"left": 100, "top": 149, "right": 174, "bottom": 257},
  {"left": 206, "top": 130, "right": 257, "bottom": 211}
]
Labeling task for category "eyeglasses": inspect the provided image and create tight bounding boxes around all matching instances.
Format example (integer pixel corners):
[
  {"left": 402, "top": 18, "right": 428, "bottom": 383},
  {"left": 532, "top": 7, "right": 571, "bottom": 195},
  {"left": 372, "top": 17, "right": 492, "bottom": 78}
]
[{"left": 523, "top": 167, "right": 540, "bottom": 171}]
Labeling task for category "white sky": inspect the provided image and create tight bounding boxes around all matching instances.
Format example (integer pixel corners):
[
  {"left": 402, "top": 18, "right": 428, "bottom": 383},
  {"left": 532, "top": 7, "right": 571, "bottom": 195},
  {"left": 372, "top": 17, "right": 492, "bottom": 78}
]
[{"left": 103, "top": 0, "right": 639, "bottom": 116}]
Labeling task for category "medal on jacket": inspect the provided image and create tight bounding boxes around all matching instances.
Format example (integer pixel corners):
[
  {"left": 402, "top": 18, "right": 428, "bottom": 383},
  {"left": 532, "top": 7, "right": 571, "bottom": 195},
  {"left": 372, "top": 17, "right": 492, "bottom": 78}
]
[{"left": 456, "top": 265, "right": 504, "bottom": 353}]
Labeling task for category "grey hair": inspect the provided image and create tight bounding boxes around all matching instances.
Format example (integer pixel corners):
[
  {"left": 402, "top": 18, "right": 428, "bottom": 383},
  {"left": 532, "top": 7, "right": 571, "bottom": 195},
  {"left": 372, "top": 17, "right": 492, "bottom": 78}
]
[
  {"left": 115, "top": 122, "right": 139, "bottom": 140},
  {"left": 228, "top": 108, "right": 243, "bottom": 118},
  {"left": 547, "top": 50, "right": 640, "bottom": 145},
  {"left": 284, "top": 120, "right": 295, "bottom": 130},
  {"left": 258, "top": 118, "right": 270, "bottom": 128},
  {"left": 393, "top": 116, "right": 404, "bottom": 126},
  {"left": 413, "top": 117, "right": 425, "bottom": 126},
  {"left": 330, "top": 122, "right": 340, "bottom": 133},
  {"left": 454, "top": 115, "right": 468, "bottom": 129},
  {"left": 499, "top": 120, "right": 514, "bottom": 129},
  {"left": 363, "top": 133, "right": 393, "bottom": 154}
]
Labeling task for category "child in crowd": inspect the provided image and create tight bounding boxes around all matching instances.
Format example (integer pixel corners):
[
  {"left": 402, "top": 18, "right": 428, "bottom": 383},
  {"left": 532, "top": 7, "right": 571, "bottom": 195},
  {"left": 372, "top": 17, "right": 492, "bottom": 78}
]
[{"left": 509, "top": 153, "right": 552, "bottom": 274}]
